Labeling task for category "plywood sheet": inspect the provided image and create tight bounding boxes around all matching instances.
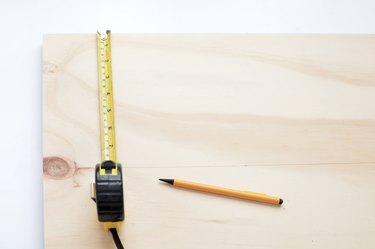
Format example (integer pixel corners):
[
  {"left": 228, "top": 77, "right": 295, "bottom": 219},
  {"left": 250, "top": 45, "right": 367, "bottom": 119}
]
[{"left": 43, "top": 34, "right": 375, "bottom": 249}]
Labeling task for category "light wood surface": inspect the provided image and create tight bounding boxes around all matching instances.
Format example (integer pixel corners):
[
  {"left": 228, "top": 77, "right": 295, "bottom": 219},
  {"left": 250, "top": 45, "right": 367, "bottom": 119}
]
[{"left": 43, "top": 34, "right": 375, "bottom": 249}]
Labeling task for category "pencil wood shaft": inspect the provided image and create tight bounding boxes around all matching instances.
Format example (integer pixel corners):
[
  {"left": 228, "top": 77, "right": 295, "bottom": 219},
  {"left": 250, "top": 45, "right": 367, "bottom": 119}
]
[{"left": 174, "top": 179, "right": 281, "bottom": 205}]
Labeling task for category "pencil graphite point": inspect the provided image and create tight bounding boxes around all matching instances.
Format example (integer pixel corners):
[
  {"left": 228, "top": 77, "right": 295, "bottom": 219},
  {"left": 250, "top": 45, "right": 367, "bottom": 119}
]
[
  {"left": 279, "top": 199, "right": 283, "bottom": 205},
  {"left": 159, "top": 179, "right": 174, "bottom": 185}
]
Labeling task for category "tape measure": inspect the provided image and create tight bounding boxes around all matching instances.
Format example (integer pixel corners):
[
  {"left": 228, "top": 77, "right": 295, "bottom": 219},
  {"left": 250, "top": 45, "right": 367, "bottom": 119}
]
[{"left": 92, "top": 30, "right": 124, "bottom": 231}]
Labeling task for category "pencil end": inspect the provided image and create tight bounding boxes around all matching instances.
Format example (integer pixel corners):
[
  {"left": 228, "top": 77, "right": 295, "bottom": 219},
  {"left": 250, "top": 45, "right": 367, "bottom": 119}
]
[
  {"left": 159, "top": 179, "right": 174, "bottom": 185},
  {"left": 279, "top": 198, "right": 283, "bottom": 205}
]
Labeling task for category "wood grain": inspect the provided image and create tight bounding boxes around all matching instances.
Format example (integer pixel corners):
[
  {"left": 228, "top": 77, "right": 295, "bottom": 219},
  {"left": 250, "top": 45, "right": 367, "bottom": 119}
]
[{"left": 43, "top": 34, "right": 375, "bottom": 249}]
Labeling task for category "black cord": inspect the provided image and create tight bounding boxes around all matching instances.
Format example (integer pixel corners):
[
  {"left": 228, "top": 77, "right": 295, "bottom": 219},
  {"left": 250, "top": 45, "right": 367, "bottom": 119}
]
[{"left": 109, "top": 228, "right": 124, "bottom": 249}]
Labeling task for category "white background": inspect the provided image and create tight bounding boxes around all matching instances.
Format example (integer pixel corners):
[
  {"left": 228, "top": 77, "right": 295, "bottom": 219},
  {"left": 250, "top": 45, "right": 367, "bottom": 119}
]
[{"left": 0, "top": 1, "right": 374, "bottom": 248}]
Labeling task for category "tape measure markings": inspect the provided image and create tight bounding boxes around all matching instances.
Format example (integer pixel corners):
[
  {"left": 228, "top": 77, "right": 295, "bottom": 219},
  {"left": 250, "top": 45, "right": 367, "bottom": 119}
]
[{"left": 96, "top": 30, "right": 117, "bottom": 175}]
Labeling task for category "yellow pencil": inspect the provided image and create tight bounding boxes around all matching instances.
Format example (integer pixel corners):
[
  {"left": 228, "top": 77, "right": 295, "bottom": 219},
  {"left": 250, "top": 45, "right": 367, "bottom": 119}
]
[{"left": 159, "top": 179, "right": 283, "bottom": 205}]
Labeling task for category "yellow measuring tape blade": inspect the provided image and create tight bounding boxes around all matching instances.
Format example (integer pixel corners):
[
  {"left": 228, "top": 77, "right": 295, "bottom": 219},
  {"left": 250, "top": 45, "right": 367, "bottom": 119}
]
[{"left": 97, "top": 30, "right": 118, "bottom": 176}]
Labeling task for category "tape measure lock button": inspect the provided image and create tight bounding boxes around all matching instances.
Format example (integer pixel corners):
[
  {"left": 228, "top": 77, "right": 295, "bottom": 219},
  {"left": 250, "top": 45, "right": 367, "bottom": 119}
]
[{"left": 101, "top": 160, "right": 117, "bottom": 174}]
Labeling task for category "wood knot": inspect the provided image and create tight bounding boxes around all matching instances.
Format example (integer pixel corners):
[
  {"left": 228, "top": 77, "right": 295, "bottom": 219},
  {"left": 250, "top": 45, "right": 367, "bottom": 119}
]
[
  {"left": 43, "top": 156, "right": 76, "bottom": 179},
  {"left": 43, "top": 62, "right": 59, "bottom": 75}
]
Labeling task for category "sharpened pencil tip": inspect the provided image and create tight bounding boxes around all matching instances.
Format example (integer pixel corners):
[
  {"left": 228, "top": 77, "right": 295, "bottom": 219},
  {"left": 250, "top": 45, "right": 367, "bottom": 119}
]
[
  {"left": 279, "top": 198, "right": 283, "bottom": 205},
  {"left": 159, "top": 179, "right": 174, "bottom": 185}
]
